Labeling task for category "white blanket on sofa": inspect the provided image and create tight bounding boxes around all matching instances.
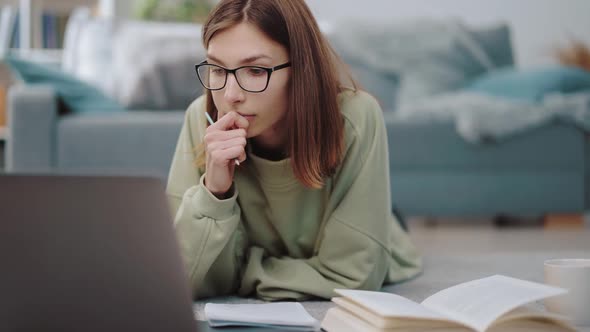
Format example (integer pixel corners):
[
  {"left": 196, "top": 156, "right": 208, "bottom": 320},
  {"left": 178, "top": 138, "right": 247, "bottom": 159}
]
[
  {"left": 326, "top": 18, "right": 590, "bottom": 143},
  {"left": 393, "top": 91, "right": 590, "bottom": 143}
]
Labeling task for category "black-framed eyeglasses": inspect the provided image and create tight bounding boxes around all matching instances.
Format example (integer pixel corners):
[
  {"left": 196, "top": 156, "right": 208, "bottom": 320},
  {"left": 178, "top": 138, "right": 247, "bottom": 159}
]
[{"left": 195, "top": 61, "right": 291, "bottom": 93}]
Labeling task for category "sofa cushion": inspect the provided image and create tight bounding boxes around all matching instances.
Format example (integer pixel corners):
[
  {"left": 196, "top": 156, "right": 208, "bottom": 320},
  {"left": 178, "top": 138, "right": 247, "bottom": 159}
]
[
  {"left": 57, "top": 111, "right": 184, "bottom": 178},
  {"left": 465, "top": 66, "right": 590, "bottom": 102},
  {"left": 327, "top": 20, "right": 514, "bottom": 110},
  {"left": 62, "top": 16, "right": 118, "bottom": 97},
  {"left": 111, "top": 20, "right": 205, "bottom": 110},
  {"left": 346, "top": 63, "right": 399, "bottom": 111},
  {"left": 467, "top": 24, "right": 514, "bottom": 69},
  {"left": 5, "top": 54, "right": 124, "bottom": 113},
  {"left": 384, "top": 117, "right": 586, "bottom": 215},
  {"left": 62, "top": 15, "right": 205, "bottom": 110}
]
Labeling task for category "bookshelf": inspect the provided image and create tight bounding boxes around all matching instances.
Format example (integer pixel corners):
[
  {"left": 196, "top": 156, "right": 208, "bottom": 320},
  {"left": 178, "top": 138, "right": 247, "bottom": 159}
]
[
  {"left": 17, "top": 0, "right": 97, "bottom": 50},
  {"left": 0, "top": 0, "right": 126, "bottom": 144},
  {"left": 14, "top": 0, "right": 129, "bottom": 51}
]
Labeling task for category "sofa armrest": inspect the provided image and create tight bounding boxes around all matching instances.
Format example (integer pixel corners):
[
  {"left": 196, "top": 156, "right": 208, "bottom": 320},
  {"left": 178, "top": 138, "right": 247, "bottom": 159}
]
[
  {"left": 6, "top": 85, "right": 58, "bottom": 172},
  {"left": 586, "top": 135, "right": 590, "bottom": 210}
]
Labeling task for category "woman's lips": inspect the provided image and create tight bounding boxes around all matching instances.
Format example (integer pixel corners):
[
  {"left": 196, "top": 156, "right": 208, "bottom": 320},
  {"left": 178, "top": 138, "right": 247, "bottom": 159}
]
[{"left": 239, "top": 113, "right": 256, "bottom": 121}]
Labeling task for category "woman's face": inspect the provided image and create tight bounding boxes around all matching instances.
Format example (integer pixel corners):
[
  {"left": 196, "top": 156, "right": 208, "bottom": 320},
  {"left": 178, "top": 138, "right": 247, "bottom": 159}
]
[{"left": 207, "top": 22, "right": 291, "bottom": 148}]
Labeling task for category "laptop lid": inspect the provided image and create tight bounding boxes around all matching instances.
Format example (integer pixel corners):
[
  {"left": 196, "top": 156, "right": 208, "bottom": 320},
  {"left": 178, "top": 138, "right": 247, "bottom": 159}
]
[{"left": 0, "top": 174, "right": 198, "bottom": 332}]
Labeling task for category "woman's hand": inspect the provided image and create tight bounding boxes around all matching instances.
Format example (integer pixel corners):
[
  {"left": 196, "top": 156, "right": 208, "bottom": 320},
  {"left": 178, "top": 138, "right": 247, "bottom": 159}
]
[{"left": 203, "top": 111, "right": 249, "bottom": 198}]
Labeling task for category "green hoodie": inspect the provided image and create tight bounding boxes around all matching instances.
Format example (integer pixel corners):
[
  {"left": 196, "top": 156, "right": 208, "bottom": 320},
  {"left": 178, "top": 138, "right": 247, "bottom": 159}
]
[{"left": 166, "top": 90, "right": 422, "bottom": 301}]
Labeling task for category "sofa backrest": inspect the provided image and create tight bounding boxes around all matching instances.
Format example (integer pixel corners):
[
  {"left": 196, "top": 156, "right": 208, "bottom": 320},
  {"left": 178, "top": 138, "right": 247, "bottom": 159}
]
[
  {"left": 61, "top": 15, "right": 514, "bottom": 113},
  {"left": 309, "top": 0, "right": 590, "bottom": 68},
  {"left": 324, "top": 20, "right": 514, "bottom": 111}
]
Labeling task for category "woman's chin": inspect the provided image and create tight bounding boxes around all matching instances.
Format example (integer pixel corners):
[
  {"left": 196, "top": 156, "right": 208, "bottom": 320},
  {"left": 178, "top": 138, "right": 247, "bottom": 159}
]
[{"left": 245, "top": 128, "right": 256, "bottom": 139}]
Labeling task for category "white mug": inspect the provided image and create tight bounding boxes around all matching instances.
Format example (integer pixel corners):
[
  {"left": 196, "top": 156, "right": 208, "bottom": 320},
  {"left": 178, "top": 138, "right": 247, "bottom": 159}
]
[{"left": 544, "top": 258, "right": 590, "bottom": 326}]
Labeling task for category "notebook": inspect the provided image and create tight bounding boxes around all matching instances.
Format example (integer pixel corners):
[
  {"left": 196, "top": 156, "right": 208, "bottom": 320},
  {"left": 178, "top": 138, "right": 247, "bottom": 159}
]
[{"left": 205, "top": 302, "right": 320, "bottom": 331}]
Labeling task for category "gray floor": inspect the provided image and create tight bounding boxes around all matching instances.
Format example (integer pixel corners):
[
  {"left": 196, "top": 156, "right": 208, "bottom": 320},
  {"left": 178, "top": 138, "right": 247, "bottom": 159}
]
[
  {"left": 193, "top": 222, "right": 590, "bottom": 331},
  {"left": 408, "top": 217, "right": 590, "bottom": 254},
  {"left": 1, "top": 149, "right": 587, "bottom": 328}
]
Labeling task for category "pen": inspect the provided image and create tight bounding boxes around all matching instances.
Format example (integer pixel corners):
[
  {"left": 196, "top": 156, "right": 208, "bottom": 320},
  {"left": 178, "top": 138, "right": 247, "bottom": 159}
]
[{"left": 204, "top": 111, "right": 241, "bottom": 166}]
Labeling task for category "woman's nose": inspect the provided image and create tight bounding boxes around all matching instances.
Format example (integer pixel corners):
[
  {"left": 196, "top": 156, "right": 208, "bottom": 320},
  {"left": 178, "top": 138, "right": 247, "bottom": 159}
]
[{"left": 223, "top": 73, "right": 245, "bottom": 103}]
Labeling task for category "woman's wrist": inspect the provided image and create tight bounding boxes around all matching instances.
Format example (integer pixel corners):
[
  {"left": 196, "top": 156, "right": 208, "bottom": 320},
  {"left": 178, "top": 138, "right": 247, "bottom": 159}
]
[
  {"left": 213, "top": 185, "right": 234, "bottom": 200},
  {"left": 204, "top": 177, "right": 234, "bottom": 200}
]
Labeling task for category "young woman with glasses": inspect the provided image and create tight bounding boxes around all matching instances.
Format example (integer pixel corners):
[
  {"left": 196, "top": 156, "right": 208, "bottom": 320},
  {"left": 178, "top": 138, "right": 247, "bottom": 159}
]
[{"left": 166, "top": 0, "right": 422, "bottom": 301}]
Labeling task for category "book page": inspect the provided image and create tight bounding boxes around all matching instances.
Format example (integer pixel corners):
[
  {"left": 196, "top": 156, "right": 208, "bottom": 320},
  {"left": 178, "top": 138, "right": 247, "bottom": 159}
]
[
  {"left": 333, "top": 297, "right": 469, "bottom": 329},
  {"left": 334, "top": 289, "right": 450, "bottom": 320},
  {"left": 493, "top": 305, "right": 575, "bottom": 330},
  {"left": 420, "top": 275, "right": 567, "bottom": 332},
  {"left": 322, "top": 307, "right": 474, "bottom": 332}
]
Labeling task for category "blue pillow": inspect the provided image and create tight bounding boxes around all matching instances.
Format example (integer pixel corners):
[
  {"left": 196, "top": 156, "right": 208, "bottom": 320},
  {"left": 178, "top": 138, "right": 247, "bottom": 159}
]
[
  {"left": 464, "top": 66, "right": 590, "bottom": 102},
  {"left": 4, "top": 54, "right": 124, "bottom": 113}
]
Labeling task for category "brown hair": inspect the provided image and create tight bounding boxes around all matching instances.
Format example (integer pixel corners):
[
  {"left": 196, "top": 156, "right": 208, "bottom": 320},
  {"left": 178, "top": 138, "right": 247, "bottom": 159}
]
[{"left": 197, "top": 0, "right": 354, "bottom": 188}]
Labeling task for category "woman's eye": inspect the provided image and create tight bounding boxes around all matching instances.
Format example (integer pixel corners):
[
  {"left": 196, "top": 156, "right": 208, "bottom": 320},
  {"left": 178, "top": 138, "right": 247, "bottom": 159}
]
[
  {"left": 211, "top": 68, "right": 225, "bottom": 75},
  {"left": 246, "top": 68, "right": 266, "bottom": 76}
]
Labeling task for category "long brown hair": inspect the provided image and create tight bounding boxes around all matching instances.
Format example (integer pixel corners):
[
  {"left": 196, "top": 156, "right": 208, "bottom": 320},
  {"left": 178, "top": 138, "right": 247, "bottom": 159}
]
[{"left": 198, "top": 0, "right": 354, "bottom": 188}]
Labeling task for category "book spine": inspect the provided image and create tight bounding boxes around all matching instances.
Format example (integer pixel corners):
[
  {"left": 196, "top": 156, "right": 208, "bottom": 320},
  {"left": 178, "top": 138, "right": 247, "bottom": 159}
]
[
  {"left": 56, "top": 14, "right": 68, "bottom": 49},
  {"left": 49, "top": 13, "right": 57, "bottom": 49},
  {"left": 42, "top": 12, "right": 61, "bottom": 49},
  {"left": 11, "top": 12, "right": 19, "bottom": 48},
  {"left": 42, "top": 12, "right": 49, "bottom": 48}
]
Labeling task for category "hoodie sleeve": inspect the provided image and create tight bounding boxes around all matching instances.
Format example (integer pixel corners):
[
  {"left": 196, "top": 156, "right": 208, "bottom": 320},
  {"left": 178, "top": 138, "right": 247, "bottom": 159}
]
[{"left": 166, "top": 96, "right": 248, "bottom": 299}]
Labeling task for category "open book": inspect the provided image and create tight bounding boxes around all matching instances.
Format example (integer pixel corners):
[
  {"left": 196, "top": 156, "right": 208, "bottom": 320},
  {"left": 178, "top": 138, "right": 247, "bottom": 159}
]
[
  {"left": 321, "top": 275, "right": 575, "bottom": 332},
  {"left": 205, "top": 302, "right": 320, "bottom": 331}
]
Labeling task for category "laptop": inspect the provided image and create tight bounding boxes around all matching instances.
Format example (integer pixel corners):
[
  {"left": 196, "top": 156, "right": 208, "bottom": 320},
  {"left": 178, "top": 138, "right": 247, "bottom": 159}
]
[{"left": 0, "top": 174, "right": 198, "bottom": 332}]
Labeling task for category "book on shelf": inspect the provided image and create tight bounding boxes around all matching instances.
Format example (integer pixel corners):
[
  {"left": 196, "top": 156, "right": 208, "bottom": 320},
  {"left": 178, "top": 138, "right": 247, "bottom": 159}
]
[
  {"left": 0, "top": 84, "right": 6, "bottom": 128},
  {"left": 10, "top": 12, "right": 19, "bottom": 48},
  {"left": 321, "top": 275, "right": 575, "bottom": 332},
  {"left": 11, "top": 11, "right": 70, "bottom": 50}
]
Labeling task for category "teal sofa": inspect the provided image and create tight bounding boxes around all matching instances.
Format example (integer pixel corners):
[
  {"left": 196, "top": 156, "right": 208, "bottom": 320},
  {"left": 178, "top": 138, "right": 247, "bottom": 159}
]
[
  {"left": 5, "top": 19, "right": 589, "bottom": 218},
  {"left": 386, "top": 117, "right": 587, "bottom": 216}
]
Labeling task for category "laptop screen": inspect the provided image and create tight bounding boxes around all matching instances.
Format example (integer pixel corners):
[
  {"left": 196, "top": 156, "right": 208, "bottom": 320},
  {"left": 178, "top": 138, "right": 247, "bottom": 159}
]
[{"left": 0, "top": 174, "right": 198, "bottom": 332}]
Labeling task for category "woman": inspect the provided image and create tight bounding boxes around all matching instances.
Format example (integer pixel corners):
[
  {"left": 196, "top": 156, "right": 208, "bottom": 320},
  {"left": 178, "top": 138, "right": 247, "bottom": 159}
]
[{"left": 166, "top": 0, "right": 421, "bottom": 301}]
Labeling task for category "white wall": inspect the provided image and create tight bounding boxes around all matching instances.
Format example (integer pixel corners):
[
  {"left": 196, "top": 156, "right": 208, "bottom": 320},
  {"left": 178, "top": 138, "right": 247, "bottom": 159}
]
[
  {"left": 98, "top": 0, "right": 133, "bottom": 19},
  {"left": 306, "top": 0, "right": 590, "bottom": 68}
]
